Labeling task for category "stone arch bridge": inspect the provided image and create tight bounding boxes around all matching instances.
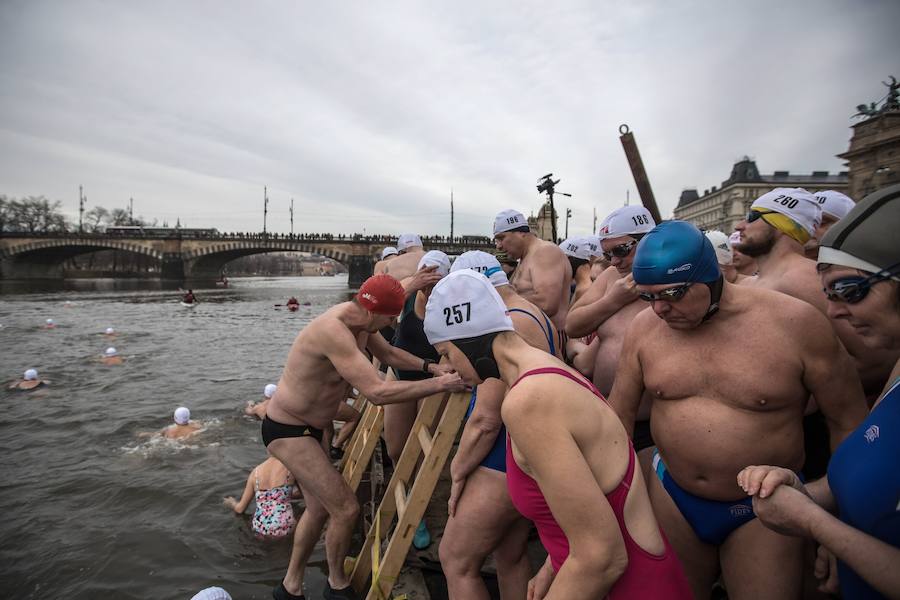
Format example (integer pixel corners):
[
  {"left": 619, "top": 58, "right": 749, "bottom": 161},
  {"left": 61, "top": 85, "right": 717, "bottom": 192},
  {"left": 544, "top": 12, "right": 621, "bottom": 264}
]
[{"left": 0, "top": 232, "right": 494, "bottom": 287}]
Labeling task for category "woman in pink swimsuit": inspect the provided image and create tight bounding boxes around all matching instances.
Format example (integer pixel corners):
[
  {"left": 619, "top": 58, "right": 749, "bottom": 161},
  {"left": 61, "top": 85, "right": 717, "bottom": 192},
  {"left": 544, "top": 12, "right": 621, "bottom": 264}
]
[{"left": 424, "top": 270, "right": 691, "bottom": 599}]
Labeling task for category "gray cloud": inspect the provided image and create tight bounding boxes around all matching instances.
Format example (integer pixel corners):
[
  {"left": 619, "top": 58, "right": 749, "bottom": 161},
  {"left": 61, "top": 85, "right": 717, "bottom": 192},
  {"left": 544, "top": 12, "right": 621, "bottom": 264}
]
[{"left": 1, "top": 0, "right": 898, "bottom": 238}]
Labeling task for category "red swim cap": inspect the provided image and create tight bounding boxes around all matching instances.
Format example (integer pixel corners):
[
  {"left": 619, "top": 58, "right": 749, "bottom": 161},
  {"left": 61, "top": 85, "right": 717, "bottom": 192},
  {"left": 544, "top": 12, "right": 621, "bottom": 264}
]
[{"left": 357, "top": 274, "right": 406, "bottom": 315}]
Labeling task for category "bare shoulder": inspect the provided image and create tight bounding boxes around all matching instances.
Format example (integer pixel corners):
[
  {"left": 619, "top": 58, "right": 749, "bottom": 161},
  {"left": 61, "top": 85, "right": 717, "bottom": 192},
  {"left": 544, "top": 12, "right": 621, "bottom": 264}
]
[
  {"left": 501, "top": 376, "right": 562, "bottom": 423},
  {"left": 731, "top": 283, "right": 827, "bottom": 331},
  {"left": 624, "top": 303, "right": 660, "bottom": 341},
  {"left": 534, "top": 239, "right": 566, "bottom": 263}
]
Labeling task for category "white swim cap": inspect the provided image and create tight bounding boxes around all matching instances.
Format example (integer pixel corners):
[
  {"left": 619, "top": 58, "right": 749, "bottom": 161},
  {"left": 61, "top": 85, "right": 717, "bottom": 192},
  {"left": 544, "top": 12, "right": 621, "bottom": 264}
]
[
  {"left": 105, "top": 327, "right": 115, "bottom": 335},
  {"left": 190, "top": 587, "right": 233, "bottom": 600},
  {"left": 493, "top": 209, "right": 529, "bottom": 235},
  {"left": 751, "top": 187, "right": 822, "bottom": 241},
  {"left": 425, "top": 270, "right": 514, "bottom": 344},
  {"left": 46, "top": 318, "right": 54, "bottom": 325},
  {"left": 105, "top": 347, "right": 118, "bottom": 357},
  {"left": 24, "top": 368, "right": 38, "bottom": 381},
  {"left": 174, "top": 406, "right": 191, "bottom": 425},
  {"left": 396, "top": 233, "right": 423, "bottom": 252},
  {"left": 417, "top": 250, "right": 451, "bottom": 277},
  {"left": 582, "top": 235, "right": 602, "bottom": 257},
  {"left": 597, "top": 205, "right": 656, "bottom": 240},
  {"left": 264, "top": 383, "right": 277, "bottom": 398},
  {"left": 450, "top": 250, "right": 509, "bottom": 287},
  {"left": 813, "top": 190, "right": 855, "bottom": 221},
  {"left": 381, "top": 246, "right": 399, "bottom": 260},
  {"left": 704, "top": 230, "right": 733, "bottom": 266},
  {"left": 559, "top": 237, "right": 592, "bottom": 260}
]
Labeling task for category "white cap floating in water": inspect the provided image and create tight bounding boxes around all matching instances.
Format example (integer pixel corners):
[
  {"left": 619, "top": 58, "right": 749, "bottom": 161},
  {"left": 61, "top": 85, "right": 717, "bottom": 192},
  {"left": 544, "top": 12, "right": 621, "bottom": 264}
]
[
  {"left": 190, "top": 587, "right": 233, "bottom": 600},
  {"left": 174, "top": 406, "right": 191, "bottom": 425},
  {"left": 264, "top": 383, "right": 277, "bottom": 398},
  {"left": 105, "top": 327, "right": 115, "bottom": 335},
  {"left": 105, "top": 347, "right": 118, "bottom": 357},
  {"left": 24, "top": 368, "right": 38, "bottom": 381},
  {"left": 46, "top": 318, "right": 54, "bottom": 326}
]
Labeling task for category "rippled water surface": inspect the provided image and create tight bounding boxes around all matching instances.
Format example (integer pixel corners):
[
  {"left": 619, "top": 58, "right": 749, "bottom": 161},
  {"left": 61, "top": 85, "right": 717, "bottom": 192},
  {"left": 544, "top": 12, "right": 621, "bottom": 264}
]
[{"left": 0, "top": 276, "right": 353, "bottom": 599}]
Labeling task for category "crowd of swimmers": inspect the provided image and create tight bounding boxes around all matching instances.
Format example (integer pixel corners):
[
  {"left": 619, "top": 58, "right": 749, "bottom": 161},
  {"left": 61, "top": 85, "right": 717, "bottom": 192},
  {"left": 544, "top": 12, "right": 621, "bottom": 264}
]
[{"left": 255, "top": 183, "right": 899, "bottom": 600}]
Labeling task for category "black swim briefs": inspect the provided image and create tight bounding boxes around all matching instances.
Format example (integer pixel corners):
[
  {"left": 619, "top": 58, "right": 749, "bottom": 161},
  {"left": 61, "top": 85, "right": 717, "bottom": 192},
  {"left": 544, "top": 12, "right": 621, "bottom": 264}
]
[{"left": 261, "top": 415, "right": 324, "bottom": 447}]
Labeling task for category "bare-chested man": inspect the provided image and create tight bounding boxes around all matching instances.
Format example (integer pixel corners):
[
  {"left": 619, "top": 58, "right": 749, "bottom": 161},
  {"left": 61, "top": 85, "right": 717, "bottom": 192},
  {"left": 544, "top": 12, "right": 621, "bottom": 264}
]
[
  {"left": 609, "top": 221, "right": 867, "bottom": 599},
  {"left": 565, "top": 205, "right": 657, "bottom": 452},
  {"left": 263, "top": 274, "right": 465, "bottom": 600},
  {"left": 377, "top": 233, "right": 425, "bottom": 280},
  {"left": 372, "top": 246, "right": 398, "bottom": 275},
  {"left": 439, "top": 251, "right": 562, "bottom": 600},
  {"left": 492, "top": 209, "right": 571, "bottom": 331}
]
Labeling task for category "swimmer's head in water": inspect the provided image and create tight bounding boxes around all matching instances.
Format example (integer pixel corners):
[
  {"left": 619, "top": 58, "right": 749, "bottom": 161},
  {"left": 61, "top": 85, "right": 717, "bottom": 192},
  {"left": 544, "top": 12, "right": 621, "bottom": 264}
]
[
  {"left": 451, "top": 251, "right": 509, "bottom": 288},
  {"left": 357, "top": 274, "right": 406, "bottom": 317},
  {"left": 174, "top": 406, "right": 191, "bottom": 425},
  {"left": 105, "top": 327, "right": 115, "bottom": 335},
  {"left": 425, "top": 270, "right": 514, "bottom": 383},
  {"left": 417, "top": 250, "right": 451, "bottom": 278},
  {"left": 24, "top": 368, "right": 38, "bottom": 381},
  {"left": 634, "top": 221, "right": 723, "bottom": 323},
  {"left": 396, "top": 233, "right": 423, "bottom": 253},
  {"left": 46, "top": 318, "right": 54, "bottom": 326},
  {"left": 104, "top": 347, "right": 118, "bottom": 357},
  {"left": 381, "top": 246, "right": 399, "bottom": 260},
  {"left": 264, "top": 383, "right": 277, "bottom": 398}
]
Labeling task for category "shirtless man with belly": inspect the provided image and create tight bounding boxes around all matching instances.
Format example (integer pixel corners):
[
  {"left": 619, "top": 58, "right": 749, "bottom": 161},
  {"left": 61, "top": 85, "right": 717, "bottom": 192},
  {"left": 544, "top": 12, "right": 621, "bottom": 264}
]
[
  {"left": 492, "top": 209, "right": 571, "bottom": 332},
  {"left": 609, "top": 221, "right": 866, "bottom": 599},
  {"left": 565, "top": 205, "right": 657, "bottom": 452},
  {"left": 264, "top": 274, "right": 465, "bottom": 600}
]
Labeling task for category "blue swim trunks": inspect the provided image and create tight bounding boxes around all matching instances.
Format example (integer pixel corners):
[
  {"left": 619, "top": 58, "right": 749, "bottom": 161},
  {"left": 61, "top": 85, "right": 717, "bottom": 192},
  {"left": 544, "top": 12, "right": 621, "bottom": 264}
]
[
  {"left": 652, "top": 449, "right": 801, "bottom": 546},
  {"left": 465, "top": 387, "right": 507, "bottom": 473}
]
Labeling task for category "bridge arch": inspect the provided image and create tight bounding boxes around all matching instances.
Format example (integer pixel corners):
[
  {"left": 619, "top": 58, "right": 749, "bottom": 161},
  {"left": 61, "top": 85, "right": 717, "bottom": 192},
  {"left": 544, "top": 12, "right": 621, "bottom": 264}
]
[
  {"left": 0, "top": 238, "right": 164, "bottom": 278},
  {"left": 183, "top": 241, "right": 353, "bottom": 278}
]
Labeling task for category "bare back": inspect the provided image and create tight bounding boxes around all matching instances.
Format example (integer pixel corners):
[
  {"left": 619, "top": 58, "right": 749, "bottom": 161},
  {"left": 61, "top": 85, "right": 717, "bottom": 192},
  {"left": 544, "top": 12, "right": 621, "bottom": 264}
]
[
  {"left": 502, "top": 289, "right": 562, "bottom": 358},
  {"left": 266, "top": 303, "right": 367, "bottom": 429},
  {"left": 509, "top": 239, "right": 571, "bottom": 330},
  {"left": 381, "top": 249, "right": 425, "bottom": 281}
]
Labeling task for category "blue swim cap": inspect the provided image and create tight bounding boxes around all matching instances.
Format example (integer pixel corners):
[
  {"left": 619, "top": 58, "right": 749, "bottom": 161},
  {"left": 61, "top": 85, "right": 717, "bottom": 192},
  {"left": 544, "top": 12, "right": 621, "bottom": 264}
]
[{"left": 632, "top": 221, "right": 720, "bottom": 285}]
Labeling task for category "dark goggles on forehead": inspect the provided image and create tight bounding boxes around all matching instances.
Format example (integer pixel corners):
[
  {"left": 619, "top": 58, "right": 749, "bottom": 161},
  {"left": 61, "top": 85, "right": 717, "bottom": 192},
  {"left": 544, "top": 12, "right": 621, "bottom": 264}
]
[
  {"left": 823, "top": 263, "right": 900, "bottom": 304},
  {"left": 638, "top": 282, "right": 693, "bottom": 302},
  {"left": 602, "top": 240, "right": 637, "bottom": 261}
]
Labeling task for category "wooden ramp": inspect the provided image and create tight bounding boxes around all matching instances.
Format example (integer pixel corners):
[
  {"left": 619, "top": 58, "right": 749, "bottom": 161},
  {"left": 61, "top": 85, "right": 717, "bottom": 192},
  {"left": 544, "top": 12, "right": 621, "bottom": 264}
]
[{"left": 348, "top": 390, "right": 470, "bottom": 600}]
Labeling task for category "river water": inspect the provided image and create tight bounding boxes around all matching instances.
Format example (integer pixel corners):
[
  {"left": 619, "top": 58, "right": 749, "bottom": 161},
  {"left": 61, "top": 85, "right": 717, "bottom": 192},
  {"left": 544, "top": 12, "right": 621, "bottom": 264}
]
[{"left": 0, "top": 276, "right": 354, "bottom": 599}]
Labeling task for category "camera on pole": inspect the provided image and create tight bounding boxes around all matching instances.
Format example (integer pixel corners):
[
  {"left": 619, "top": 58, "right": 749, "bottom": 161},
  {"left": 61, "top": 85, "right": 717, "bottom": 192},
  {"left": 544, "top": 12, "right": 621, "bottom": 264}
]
[{"left": 536, "top": 173, "right": 571, "bottom": 243}]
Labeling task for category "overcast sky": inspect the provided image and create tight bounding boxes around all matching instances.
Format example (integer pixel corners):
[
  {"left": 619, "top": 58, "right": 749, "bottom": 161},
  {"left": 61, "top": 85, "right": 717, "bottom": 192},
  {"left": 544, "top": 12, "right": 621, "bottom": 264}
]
[{"left": 1, "top": 1, "right": 898, "bottom": 238}]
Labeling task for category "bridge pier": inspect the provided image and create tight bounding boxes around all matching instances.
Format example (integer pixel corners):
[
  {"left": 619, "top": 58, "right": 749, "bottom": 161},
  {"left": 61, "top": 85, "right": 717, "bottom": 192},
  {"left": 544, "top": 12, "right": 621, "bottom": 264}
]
[
  {"left": 161, "top": 255, "right": 185, "bottom": 280},
  {"left": 348, "top": 255, "right": 375, "bottom": 288}
]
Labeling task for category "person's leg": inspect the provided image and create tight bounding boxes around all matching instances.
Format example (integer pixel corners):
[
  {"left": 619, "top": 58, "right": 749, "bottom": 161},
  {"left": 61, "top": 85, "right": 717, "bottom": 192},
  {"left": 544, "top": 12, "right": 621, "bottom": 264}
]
[
  {"left": 492, "top": 513, "right": 532, "bottom": 600},
  {"left": 720, "top": 519, "right": 804, "bottom": 600},
  {"left": 646, "top": 468, "right": 719, "bottom": 599},
  {"left": 439, "top": 468, "right": 524, "bottom": 600},
  {"left": 282, "top": 479, "right": 329, "bottom": 595},
  {"left": 268, "top": 435, "right": 360, "bottom": 592}
]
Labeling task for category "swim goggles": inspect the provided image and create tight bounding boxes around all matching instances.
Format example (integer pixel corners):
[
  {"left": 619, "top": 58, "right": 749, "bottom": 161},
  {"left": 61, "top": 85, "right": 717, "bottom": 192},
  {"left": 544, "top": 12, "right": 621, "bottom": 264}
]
[
  {"left": 746, "top": 209, "right": 776, "bottom": 224},
  {"left": 602, "top": 240, "right": 637, "bottom": 261},
  {"left": 823, "top": 263, "right": 900, "bottom": 304},
  {"left": 638, "top": 282, "right": 693, "bottom": 302}
]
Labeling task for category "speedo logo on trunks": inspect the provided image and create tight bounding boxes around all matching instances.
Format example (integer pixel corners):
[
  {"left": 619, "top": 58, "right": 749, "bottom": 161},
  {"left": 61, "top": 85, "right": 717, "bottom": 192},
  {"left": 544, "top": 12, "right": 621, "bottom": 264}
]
[
  {"left": 864, "top": 425, "right": 880, "bottom": 443},
  {"left": 729, "top": 504, "right": 752, "bottom": 518},
  {"left": 666, "top": 263, "right": 692, "bottom": 275}
]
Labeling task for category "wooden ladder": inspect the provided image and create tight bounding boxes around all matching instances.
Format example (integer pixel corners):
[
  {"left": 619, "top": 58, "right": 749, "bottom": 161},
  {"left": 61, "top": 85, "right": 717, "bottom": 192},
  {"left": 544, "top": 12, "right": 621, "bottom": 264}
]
[
  {"left": 340, "top": 396, "right": 383, "bottom": 492},
  {"left": 348, "top": 390, "right": 470, "bottom": 599}
]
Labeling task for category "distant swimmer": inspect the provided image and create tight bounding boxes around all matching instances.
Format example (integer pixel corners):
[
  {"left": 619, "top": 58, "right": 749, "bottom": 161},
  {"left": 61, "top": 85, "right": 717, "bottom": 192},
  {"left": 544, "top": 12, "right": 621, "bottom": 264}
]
[
  {"left": 104, "top": 327, "right": 116, "bottom": 337},
  {"left": 8, "top": 368, "right": 47, "bottom": 391},
  {"left": 100, "top": 347, "right": 124, "bottom": 365},
  {"left": 45, "top": 318, "right": 56, "bottom": 329},
  {"left": 182, "top": 290, "right": 196, "bottom": 304},
  {"left": 246, "top": 383, "right": 277, "bottom": 420},
  {"left": 286, "top": 297, "right": 300, "bottom": 312},
  {"left": 164, "top": 407, "right": 201, "bottom": 439},
  {"left": 493, "top": 209, "right": 571, "bottom": 330}
]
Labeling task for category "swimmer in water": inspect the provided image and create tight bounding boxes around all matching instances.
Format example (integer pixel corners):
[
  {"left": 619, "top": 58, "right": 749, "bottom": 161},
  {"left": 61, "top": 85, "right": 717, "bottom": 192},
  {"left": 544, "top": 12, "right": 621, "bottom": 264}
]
[
  {"left": 104, "top": 327, "right": 116, "bottom": 338},
  {"left": 8, "top": 368, "right": 48, "bottom": 391},
  {"left": 246, "top": 383, "right": 277, "bottom": 419},
  {"left": 224, "top": 454, "right": 298, "bottom": 540},
  {"left": 45, "top": 318, "right": 56, "bottom": 329},
  {"left": 100, "top": 347, "right": 124, "bottom": 365},
  {"left": 164, "top": 407, "right": 201, "bottom": 439}
]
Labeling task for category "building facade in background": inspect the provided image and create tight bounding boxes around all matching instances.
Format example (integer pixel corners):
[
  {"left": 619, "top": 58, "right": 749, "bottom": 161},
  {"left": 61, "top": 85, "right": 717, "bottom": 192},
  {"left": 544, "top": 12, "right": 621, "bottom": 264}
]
[
  {"left": 673, "top": 157, "right": 848, "bottom": 233},
  {"left": 527, "top": 200, "right": 556, "bottom": 242}
]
